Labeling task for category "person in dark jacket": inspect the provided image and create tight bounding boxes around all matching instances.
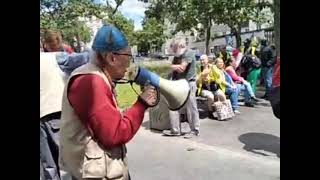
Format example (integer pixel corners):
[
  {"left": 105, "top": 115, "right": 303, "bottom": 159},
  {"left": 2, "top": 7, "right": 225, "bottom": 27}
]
[{"left": 260, "top": 40, "right": 276, "bottom": 99}]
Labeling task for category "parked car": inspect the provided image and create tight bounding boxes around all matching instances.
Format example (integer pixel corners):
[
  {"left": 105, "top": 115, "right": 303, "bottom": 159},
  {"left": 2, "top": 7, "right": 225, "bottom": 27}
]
[{"left": 149, "top": 53, "right": 169, "bottom": 60}]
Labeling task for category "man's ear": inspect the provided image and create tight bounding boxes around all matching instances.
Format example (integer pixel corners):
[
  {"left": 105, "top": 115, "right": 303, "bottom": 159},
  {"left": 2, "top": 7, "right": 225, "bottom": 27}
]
[{"left": 106, "top": 53, "right": 116, "bottom": 66}]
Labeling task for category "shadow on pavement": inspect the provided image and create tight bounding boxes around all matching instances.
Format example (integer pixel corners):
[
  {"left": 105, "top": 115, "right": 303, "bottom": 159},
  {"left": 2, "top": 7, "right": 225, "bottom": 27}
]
[
  {"left": 238, "top": 132, "right": 280, "bottom": 158},
  {"left": 197, "top": 99, "right": 209, "bottom": 119},
  {"left": 141, "top": 120, "right": 164, "bottom": 134}
]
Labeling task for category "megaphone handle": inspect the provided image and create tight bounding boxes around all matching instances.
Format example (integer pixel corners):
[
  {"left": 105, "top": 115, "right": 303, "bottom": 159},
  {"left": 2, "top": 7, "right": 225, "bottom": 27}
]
[
  {"left": 137, "top": 87, "right": 160, "bottom": 108},
  {"left": 151, "top": 87, "right": 160, "bottom": 107}
]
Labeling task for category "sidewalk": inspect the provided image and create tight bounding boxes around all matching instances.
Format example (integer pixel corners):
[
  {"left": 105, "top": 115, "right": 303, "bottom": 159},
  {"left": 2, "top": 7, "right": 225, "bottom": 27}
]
[{"left": 126, "top": 99, "right": 280, "bottom": 180}]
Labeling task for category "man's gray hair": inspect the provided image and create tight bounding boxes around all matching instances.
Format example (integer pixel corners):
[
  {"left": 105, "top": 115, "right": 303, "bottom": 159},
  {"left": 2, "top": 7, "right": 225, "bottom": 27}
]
[
  {"left": 90, "top": 50, "right": 109, "bottom": 65},
  {"left": 168, "top": 37, "right": 188, "bottom": 57}
]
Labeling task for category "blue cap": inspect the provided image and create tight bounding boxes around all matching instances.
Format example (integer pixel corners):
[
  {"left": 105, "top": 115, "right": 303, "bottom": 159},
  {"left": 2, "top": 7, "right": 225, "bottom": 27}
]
[{"left": 92, "top": 24, "right": 128, "bottom": 53}]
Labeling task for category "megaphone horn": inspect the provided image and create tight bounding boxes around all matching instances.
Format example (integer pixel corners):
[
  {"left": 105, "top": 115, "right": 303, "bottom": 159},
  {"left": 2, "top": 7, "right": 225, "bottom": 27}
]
[{"left": 133, "top": 67, "right": 190, "bottom": 110}]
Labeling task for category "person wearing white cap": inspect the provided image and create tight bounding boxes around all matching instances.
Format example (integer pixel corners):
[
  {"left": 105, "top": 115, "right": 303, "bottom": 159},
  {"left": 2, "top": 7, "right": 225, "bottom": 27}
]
[
  {"left": 163, "top": 37, "right": 200, "bottom": 138},
  {"left": 196, "top": 54, "right": 226, "bottom": 118}
]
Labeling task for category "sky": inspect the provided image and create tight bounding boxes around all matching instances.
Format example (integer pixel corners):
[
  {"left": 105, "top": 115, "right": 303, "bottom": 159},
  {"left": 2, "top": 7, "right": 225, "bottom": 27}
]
[{"left": 95, "top": 0, "right": 149, "bottom": 31}]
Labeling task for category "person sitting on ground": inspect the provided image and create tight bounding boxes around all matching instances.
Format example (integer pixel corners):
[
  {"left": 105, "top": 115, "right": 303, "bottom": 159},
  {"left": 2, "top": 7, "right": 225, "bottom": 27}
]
[
  {"left": 225, "top": 57, "right": 260, "bottom": 107},
  {"left": 43, "top": 30, "right": 74, "bottom": 54},
  {"left": 196, "top": 54, "right": 226, "bottom": 118},
  {"left": 214, "top": 58, "right": 241, "bottom": 114}
]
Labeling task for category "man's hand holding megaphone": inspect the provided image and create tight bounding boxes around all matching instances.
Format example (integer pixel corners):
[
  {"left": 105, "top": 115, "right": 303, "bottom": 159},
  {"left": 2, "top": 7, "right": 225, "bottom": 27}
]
[
  {"left": 138, "top": 85, "right": 158, "bottom": 107},
  {"left": 123, "top": 65, "right": 190, "bottom": 110}
]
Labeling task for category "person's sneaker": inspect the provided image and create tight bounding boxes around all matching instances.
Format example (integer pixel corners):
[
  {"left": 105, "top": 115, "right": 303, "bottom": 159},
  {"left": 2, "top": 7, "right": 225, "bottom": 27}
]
[
  {"left": 208, "top": 111, "right": 215, "bottom": 119},
  {"left": 261, "top": 94, "right": 269, "bottom": 100},
  {"left": 162, "top": 129, "right": 181, "bottom": 136},
  {"left": 251, "top": 97, "right": 262, "bottom": 102},
  {"left": 183, "top": 130, "right": 200, "bottom": 139},
  {"left": 234, "top": 110, "right": 241, "bottom": 114},
  {"left": 245, "top": 102, "right": 255, "bottom": 107}
]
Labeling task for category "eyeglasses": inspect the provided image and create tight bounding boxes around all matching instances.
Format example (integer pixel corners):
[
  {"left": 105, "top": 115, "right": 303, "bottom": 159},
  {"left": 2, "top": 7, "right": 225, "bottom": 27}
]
[{"left": 113, "top": 52, "right": 135, "bottom": 63}]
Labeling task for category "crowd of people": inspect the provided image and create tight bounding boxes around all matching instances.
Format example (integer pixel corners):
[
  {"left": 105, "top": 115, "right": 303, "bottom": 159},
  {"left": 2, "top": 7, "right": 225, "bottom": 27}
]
[
  {"left": 161, "top": 36, "right": 279, "bottom": 138},
  {"left": 196, "top": 37, "right": 277, "bottom": 116},
  {"left": 40, "top": 26, "right": 279, "bottom": 180}
]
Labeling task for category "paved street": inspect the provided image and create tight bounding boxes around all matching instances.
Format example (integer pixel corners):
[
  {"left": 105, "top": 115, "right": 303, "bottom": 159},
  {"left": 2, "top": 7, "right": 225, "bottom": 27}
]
[{"left": 127, "top": 97, "right": 280, "bottom": 180}]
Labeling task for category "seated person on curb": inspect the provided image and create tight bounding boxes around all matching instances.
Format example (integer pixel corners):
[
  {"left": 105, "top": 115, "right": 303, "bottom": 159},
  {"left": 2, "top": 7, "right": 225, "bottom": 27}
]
[
  {"left": 214, "top": 58, "right": 241, "bottom": 114},
  {"left": 225, "top": 57, "right": 260, "bottom": 107},
  {"left": 196, "top": 54, "right": 226, "bottom": 118}
]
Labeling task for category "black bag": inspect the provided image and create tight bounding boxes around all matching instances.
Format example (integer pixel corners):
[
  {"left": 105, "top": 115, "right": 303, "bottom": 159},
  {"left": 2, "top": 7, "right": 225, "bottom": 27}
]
[
  {"left": 209, "top": 82, "right": 220, "bottom": 92},
  {"left": 241, "top": 54, "right": 261, "bottom": 70}
]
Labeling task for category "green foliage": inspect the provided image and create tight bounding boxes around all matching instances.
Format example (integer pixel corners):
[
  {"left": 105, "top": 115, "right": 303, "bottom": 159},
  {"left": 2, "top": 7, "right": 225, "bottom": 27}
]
[
  {"left": 40, "top": 0, "right": 106, "bottom": 50},
  {"left": 146, "top": 0, "right": 272, "bottom": 49},
  {"left": 116, "top": 61, "right": 171, "bottom": 109},
  {"left": 134, "top": 18, "right": 167, "bottom": 53},
  {"left": 115, "top": 83, "right": 141, "bottom": 109},
  {"left": 103, "top": 12, "right": 135, "bottom": 45},
  {"left": 141, "top": 62, "right": 171, "bottom": 78}
]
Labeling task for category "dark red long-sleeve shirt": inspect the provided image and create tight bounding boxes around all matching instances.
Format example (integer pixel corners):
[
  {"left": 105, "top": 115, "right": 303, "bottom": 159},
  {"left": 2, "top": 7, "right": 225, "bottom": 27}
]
[
  {"left": 225, "top": 66, "right": 244, "bottom": 83},
  {"left": 272, "top": 57, "right": 280, "bottom": 88},
  {"left": 67, "top": 74, "right": 147, "bottom": 149}
]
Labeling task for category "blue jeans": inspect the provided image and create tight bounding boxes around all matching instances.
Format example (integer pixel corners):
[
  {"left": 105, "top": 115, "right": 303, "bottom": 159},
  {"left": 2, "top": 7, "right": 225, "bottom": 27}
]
[
  {"left": 237, "top": 81, "right": 255, "bottom": 103},
  {"left": 225, "top": 87, "right": 240, "bottom": 111},
  {"left": 262, "top": 67, "right": 273, "bottom": 95}
]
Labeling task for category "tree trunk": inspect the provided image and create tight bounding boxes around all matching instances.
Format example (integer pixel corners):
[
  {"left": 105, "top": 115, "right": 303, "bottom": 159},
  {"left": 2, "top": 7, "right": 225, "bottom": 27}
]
[
  {"left": 274, "top": 0, "right": 280, "bottom": 56},
  {"left": 76, "top": 33, "right": 81, "bottom": 53},
  {"left": 205, "top": 19, "right": 212, "bottom": 55},
  {"left": 232, "top": 26, "right": 242, "bottom": 48}
]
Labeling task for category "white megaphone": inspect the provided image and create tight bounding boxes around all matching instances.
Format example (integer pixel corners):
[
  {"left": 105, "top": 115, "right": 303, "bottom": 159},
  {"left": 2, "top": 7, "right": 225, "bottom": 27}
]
[{"left": 127, "top": 66, "right": 190, "bottom": 110}]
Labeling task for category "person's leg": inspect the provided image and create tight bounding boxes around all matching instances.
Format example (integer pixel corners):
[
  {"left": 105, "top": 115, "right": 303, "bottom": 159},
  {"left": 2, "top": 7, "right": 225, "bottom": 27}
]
[
  {"left": 226, "top": 88, "right": 239, "bottom": 112},
  {"left": 40, "top": 120, "right": 61, "bottom": 180},
  {"left": 265, "top": 67, "right": 274, "bottom": 96},
  {"left": 237, "top": 82, "right": 255, "bottom": 108},
  {"left": 214, "top": 89, "right": 226, "bottom": 102},
  {"left": 261, "top": 67, "right": 268, "bottom": 98},
  {"left": 201, "top": 90, "right": 214, "bottom": 112},
  {"left": 247, "top": 68, "right": 261, "bottom": 93},
  {"left": 165, "top": 110, "right": 181, "bottom": 135},
  {"left": 186, "top": 81, "right": 200, "bottom": 134},
  {"left": 242, "top": 81, "right": 255, "bottom": 98}
]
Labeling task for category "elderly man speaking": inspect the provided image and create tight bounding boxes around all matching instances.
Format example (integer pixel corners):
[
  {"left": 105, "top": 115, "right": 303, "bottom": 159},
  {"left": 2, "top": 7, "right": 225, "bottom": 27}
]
[{"left": 59, "top": 25, "right": 157, "bottom": 180}]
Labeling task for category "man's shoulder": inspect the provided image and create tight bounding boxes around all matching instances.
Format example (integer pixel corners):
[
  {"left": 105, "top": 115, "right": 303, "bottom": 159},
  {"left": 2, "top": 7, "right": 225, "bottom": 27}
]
[{"left": 182, "top": 49, "right": 196, "bottom": 62}]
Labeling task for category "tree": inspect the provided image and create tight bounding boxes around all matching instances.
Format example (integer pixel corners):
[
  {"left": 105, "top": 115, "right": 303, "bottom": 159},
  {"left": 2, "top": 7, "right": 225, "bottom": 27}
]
[
  {"left": 105, "top": 0, "right": 124, "bottom": 18},
  {"left": 273, "top": 0, "right": 280, "bottom": 56},
  {"left": 62, "top": 21, "right": 93, "bottom": 51},
  {"left": 40, "top": 0, "right": 105, "bottom": 51},
  {"left": 155, "top": 0, "right": 214, "bottom": 54},
  {"left": 134, "top": 18, "right": 167, "bottom": 54},
  {"left": 148, "top": 0, "right": 271, "bottom": 53},
  {"left": 103, "top": 12, "right": 135, "bottom": 45},
  {"left": 211, "top": 0, "right": 271, "bottom": 48}
]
